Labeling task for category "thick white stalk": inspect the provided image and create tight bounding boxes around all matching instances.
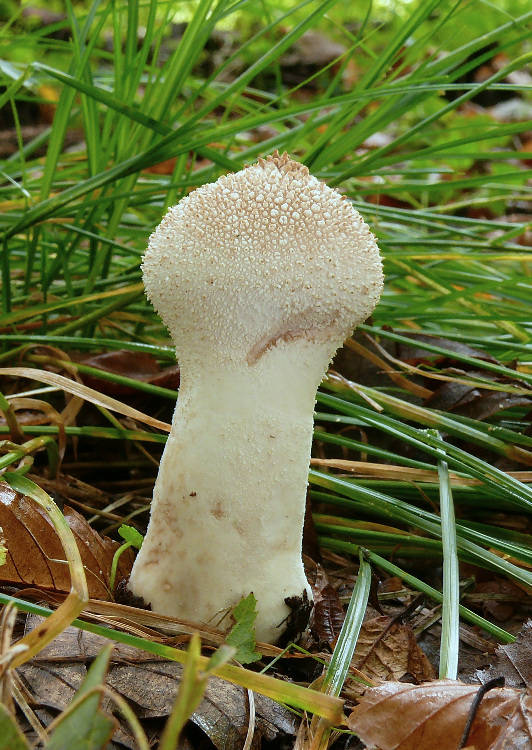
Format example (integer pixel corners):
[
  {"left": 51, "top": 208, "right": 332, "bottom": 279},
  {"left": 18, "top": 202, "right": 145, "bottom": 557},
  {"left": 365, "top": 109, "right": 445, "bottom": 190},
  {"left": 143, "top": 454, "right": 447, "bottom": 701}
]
[{"left": 130, "top": 338, "right": 333, "bottom": 643}]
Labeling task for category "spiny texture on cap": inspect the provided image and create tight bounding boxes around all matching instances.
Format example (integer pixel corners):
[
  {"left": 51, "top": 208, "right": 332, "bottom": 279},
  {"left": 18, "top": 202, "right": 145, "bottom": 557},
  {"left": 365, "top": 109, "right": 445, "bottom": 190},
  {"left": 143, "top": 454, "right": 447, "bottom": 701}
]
[{"left": 143, "top": 153, "right": 383, "bottom": 367}]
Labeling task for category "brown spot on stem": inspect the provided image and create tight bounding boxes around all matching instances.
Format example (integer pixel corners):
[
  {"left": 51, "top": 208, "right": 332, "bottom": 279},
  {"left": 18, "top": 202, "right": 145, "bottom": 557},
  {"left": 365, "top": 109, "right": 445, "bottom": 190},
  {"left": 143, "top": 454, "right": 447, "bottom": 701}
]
[
  {"left": 232, "top": 520, "right": 246, "bottom": 536},
  {"left": 211, "top": 501, "right": 226, "bottom": 519}
]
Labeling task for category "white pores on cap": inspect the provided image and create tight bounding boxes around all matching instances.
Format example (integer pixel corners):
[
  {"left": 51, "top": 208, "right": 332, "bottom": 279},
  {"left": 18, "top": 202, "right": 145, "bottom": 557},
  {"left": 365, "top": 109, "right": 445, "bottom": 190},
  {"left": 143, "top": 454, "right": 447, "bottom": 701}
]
[{"left": 129, "top": 153, "right": 383, "bottom": 643}]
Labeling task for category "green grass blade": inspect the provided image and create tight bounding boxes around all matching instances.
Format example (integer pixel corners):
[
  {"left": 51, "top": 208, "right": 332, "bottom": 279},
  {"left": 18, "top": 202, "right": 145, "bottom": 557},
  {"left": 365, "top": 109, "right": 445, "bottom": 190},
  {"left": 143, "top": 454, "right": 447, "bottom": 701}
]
[{"left": 436, "top": 435, "right": 460, "bottom": 680}]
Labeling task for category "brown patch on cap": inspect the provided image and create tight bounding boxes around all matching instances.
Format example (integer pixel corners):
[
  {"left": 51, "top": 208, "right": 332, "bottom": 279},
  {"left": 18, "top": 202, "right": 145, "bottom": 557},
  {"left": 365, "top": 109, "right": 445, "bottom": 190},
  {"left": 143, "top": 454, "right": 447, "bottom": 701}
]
[{"left": 257, "top": 150, "right": 310, "bottom": 176}]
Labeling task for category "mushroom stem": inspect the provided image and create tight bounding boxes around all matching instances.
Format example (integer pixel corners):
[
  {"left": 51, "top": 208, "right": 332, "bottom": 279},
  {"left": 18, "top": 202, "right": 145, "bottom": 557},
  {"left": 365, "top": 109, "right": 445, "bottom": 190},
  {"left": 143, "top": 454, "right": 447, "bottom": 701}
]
[{"left": 129, "top": 338, "right": 332, "bottom": 643}]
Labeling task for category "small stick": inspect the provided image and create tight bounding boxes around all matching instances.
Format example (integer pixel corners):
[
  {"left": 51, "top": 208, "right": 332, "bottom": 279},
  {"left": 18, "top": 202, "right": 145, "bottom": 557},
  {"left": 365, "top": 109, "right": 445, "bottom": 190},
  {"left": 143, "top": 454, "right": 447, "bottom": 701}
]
[{"left": 458, "top": 676, "right": 505, "bottom": 749}]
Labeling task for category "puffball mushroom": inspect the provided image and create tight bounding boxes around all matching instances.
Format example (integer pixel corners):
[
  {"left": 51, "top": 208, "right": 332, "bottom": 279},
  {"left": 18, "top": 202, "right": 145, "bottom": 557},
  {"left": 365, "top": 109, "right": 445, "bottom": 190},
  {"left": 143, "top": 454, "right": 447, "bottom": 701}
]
[{"left": 129, "top": 152, "right": 383, "bottom": 643}]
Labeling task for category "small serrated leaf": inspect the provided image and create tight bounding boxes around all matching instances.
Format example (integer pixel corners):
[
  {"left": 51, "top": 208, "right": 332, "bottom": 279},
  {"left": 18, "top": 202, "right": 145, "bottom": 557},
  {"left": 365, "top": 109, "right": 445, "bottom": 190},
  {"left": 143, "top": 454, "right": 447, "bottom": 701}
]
[{"left": 226, "top": 593, "right": 261, "bottom": 664}]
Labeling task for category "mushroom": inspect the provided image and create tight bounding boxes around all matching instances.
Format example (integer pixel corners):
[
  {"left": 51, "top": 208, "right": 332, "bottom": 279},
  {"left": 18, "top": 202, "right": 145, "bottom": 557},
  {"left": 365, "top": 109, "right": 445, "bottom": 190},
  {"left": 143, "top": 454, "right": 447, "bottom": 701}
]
[{"left": 129, "top": 152, "right": 383, "bottom": 643}]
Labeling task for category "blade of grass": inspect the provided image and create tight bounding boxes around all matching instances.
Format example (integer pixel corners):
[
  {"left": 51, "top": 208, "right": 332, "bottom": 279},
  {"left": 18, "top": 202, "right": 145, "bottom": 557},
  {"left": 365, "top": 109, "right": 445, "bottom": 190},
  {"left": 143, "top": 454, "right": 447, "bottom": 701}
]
[
  {"left": 316, "top": 390, "right": 532, "bottom": 510},
  {"left": 309, "top": 551, "right": 371, "bottom": 750},
  {"left": 317, "top": 539, "right": 513, "bottom": 643},
  {"left": 435, "top": 433, "right": 460, "bottom": 680},
  {"left": 308, "top": 469, "right": 532, "bottom": 584}
]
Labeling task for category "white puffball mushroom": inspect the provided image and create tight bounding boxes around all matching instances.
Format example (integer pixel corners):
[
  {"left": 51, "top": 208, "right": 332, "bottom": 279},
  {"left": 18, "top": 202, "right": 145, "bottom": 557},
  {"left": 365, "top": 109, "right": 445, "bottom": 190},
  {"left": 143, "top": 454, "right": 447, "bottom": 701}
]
[{"left": 129, "top": 152, "right": 383, "bottom": 643}]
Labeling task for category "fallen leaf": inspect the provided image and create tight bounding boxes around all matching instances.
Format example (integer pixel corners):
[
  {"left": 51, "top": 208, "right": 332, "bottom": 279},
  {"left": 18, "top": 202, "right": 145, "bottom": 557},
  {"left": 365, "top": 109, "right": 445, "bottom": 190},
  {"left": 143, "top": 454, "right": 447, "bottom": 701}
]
[
  {"left": 18, "top": 660, "right": 86, "bottom": 713},
  {"left": 378, "top": 577, "right": 404, "bottom": 594},
  {"left": 0, "top": 482, "right": 133, "bottom": 599},
  {"left": 425, "top": 381, "right": 482, "bottom": 412},
  {"left": 395, "top": 333, "right": 498, "bottom": 367},
  {"left": 108, "top": 661, "right": 299, "bottom": 748},
  {"left": 308, "top": 564, "right": 345, "bottom": 649},
  {"left": 477, "top": 620, "right": 532, "bottom": 688},
  {"left": 45, "top": 647, "right": 117, "bottom": 750},
  {"left": 474, "top": 579, "right": 527, "bottom": 622},
  {"left": 347, "top": 679, "right": 532, "bottom": 750},
  {"left": 281, "top": 30, "right": 345, "bottom": 67},
  {"left": 426, "top": 381, "right": 531, "bottom": 421},
  {"left": 143, "top": 157, "right": 177, "bottom": 175},
  {"left": 81, "top": 350, "right": 179, "bottom": 396},
  {"left": 17, "top": 616, "right": 142, "bottom": 749},
  {"left": 347, "top": 616, "right": 434, "bottom": 691},
  {"left": 458, "top": 392, "right": 532, "bottom": 422},
  {"left": 19, "top": 616, "right": 297, "bottom": 750}
]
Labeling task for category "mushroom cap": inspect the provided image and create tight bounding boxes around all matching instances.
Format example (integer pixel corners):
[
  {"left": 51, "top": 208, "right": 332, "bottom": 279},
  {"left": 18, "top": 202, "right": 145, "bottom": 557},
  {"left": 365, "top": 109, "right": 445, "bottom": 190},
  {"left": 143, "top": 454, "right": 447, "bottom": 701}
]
[{"left": 143, "top": 152, "right": 383, "bottom": 367}]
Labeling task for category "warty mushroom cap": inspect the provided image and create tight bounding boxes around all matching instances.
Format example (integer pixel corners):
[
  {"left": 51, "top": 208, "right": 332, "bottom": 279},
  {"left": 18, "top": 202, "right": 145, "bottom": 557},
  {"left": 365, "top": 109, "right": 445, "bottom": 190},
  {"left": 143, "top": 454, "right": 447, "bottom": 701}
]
[{"left": 142, "top": 152, "right": 383, "bottom": 369}]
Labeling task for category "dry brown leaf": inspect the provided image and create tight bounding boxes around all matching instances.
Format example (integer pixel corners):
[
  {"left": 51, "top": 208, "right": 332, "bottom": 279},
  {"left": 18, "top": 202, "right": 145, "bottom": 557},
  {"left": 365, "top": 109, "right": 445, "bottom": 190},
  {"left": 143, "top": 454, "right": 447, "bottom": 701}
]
[
  {"left": 348, "top": 679, "right": 532, "bottom": 750},
  {"left": 477, "top": 620, "right": 532, "bottom": 688},
  {"left": 0, "top": 482, "right": 133, "bottom": 599},
  {"left": 19, "top": 616, "right": 298, "bottom": 750},
  {"left": 308, "top": 564, "right": 345, "bottom": 649},
  {"left": 346, "top": 616, "right": 434, "bottom": 692},
  {"left": 107, "top": 662, "right": 298, "bottom": 748},
  {"left": 395, "top": 333, "right": 498, "bottom": 367},
  {"left": 81, "top": 349, "right": 179, "bottom": 396}
]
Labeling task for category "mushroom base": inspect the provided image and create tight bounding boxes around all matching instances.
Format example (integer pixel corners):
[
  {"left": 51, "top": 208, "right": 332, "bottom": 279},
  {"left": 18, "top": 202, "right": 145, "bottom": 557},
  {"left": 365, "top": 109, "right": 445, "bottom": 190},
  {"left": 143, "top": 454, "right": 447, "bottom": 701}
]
[{"left": 129, "top": 337, "right": 335, "bottom": 643}]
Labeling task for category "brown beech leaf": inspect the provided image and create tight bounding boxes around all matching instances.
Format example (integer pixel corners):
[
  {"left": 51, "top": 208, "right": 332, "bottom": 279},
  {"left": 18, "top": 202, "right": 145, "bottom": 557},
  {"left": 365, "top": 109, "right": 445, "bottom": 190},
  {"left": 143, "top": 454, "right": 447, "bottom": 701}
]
[
  {"left": 19, "top": 617, "right": 297, "bottom": 750},
  {"left": 308, "top": 564, "right": 345, "bottom": 649},
  {"left": 347, "top": 616, "right": 434, "bottom": 692},
  {"left": 108, "top": 661, "right": 298, "bottom": 748},
  {"left": 477, "top": 620, "right": 532, "bottom": 688},
  {"left": 0, "top": 482, "right": 133, "bottom": 599},
  {"left": 81, "top": 349, "right": 179, "bottom": 396},
  {"left": 347, "top": 680, "right": 532, "bottom": 750}
]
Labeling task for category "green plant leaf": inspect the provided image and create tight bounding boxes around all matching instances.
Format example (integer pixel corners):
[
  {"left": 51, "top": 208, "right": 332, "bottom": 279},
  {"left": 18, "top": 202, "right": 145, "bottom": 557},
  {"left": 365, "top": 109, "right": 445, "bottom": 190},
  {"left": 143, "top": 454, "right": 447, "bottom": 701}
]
[
  {"left": 109, "top": 524, "right": 144, "bottom": 591},
  {"left": 45, "top": 644, "right": 116, "bottom": 750},
  {"left": 226, "top": 593, "right": 262, "bottom": 664},
  {"left": 118, "top": 524, "right": 143, "bottom": 549},
  {"left": 0, "top": 703, "right": 30, "bottom": 750}
]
